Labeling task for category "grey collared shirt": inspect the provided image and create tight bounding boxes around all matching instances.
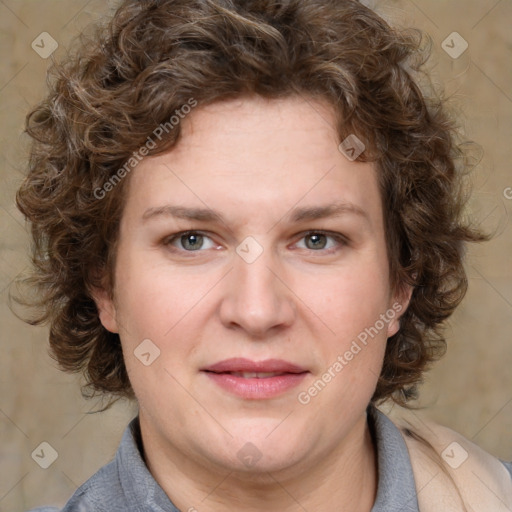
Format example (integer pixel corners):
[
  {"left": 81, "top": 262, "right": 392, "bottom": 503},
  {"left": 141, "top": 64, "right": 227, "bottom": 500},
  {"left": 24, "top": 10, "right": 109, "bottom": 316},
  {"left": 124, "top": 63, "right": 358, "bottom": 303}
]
[{"left": 29, "top": 407, "right": 512, "bottom": 512}]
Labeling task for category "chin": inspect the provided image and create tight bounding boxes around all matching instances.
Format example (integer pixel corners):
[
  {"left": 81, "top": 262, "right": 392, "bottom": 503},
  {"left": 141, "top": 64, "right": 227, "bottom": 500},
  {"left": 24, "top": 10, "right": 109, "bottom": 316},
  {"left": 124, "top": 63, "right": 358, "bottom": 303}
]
[{"left": 206, "top": 422, "right": 312, "bottom": 474}]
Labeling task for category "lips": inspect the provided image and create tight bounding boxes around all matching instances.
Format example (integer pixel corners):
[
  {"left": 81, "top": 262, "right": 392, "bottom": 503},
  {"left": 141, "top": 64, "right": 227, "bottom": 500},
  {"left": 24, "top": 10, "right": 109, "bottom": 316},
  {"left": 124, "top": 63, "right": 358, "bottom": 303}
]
[
  {"left": 202, "top": 357, "right": 307, "bottom": 374},
  {"left": 201, "top": 358, "right": 309, "bottom": 399}
]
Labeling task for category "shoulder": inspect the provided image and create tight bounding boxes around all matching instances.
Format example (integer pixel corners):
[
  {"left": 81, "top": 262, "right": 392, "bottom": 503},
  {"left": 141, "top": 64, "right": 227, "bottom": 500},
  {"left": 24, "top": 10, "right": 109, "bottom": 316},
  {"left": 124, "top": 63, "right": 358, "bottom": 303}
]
[
  {"left": 27, "top": 417, "right": 176, "bottom": 512},
  {"left": 27, "top": 458, "right": 124, "bottom": 512},
  {"left": 62, "top": 459, "right": 127, "bottom": 511},
  {"left": 26, "top": 420, "right": 136, "bottom": 512},
  {"left": 26, "top": 509, "right": 60, "bottom": 512},
  {"left": 388, "top": 409, "right": 512, "bottom": 512}
]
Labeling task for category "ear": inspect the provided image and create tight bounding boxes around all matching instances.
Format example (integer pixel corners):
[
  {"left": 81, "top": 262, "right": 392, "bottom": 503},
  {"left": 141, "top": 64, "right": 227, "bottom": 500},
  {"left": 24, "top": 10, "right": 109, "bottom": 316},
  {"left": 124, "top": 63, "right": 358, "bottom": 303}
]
[
  {"left": 91, "top": 285, "right": 119, "bottom": 334},
  {"left": 386, "top": 283, "right": 413, "bottom": 338}
]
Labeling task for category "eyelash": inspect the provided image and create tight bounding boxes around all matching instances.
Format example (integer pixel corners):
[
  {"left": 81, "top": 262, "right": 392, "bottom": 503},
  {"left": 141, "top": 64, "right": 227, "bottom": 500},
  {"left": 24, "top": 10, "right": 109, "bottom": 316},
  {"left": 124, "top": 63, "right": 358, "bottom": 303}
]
[{"left": 162, "top": 230, "right": 348, "bottom": 255}]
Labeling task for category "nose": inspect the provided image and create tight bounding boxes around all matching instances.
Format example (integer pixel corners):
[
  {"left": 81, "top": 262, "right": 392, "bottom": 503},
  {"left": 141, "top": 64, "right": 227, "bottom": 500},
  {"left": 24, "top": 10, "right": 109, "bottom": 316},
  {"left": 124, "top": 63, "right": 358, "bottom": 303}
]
[{"left": 218, "top": 242, "right": 296, "bottom": 338}]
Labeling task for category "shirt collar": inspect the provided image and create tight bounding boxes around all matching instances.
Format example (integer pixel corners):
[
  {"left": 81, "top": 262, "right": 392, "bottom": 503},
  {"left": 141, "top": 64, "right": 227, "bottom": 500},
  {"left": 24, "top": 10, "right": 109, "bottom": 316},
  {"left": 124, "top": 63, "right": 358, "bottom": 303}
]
[
  {"left": 369, "top": 406, "right": 420, "bottom": 512},
  {"left": 116, "top": 418, "right": 179, "bottom": 511}
]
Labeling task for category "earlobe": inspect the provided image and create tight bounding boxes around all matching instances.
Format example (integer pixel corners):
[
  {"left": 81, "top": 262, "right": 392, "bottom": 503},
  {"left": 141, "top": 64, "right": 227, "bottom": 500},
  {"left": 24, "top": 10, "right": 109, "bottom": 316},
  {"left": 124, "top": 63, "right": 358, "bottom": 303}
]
[
  {"left": 91, "top": 287, "right": 119, "bottom": 334},
  {"left": 387, "top": 284, "right": 413, "bottom": 338}
]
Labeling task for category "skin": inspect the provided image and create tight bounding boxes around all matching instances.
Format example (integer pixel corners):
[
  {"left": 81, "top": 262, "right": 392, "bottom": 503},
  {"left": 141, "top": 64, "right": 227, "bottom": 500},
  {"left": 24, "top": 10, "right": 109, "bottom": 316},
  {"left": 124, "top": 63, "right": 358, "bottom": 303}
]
[{"left": 94, "top": 95, "right": 411, "bottom": 512}]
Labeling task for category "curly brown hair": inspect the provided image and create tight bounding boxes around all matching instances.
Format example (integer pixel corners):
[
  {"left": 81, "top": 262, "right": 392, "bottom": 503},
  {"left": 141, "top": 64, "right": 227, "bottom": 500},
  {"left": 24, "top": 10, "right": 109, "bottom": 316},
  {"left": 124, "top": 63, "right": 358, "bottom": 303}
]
[{"left": 15, "top": 0, "right": 487, "bottom": 405}]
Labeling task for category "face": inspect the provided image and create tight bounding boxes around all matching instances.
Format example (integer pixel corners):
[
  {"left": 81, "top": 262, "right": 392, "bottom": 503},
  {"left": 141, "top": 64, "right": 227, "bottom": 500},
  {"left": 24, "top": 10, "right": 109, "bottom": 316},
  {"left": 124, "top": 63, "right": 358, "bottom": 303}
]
[{"left": 96, "top": 96, "right": 410, "bottom": 477}]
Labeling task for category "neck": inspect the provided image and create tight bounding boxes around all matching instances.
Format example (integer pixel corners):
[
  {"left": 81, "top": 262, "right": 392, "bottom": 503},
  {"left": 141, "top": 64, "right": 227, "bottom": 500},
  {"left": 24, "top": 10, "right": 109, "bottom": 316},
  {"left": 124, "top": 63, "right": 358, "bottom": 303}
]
[
  {"left": 140, "top": 415, "right": 377, "bottom": 512},
  {"left": 140, "top": 412, "right": 377, "bottom": 512}
]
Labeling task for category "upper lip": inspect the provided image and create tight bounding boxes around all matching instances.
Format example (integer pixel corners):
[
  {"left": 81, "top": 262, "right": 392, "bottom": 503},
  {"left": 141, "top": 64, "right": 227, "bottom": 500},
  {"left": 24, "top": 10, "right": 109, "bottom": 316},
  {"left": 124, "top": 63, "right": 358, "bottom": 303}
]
[{"left": 202, "top": 358, "right": 308, "bottom": 374}]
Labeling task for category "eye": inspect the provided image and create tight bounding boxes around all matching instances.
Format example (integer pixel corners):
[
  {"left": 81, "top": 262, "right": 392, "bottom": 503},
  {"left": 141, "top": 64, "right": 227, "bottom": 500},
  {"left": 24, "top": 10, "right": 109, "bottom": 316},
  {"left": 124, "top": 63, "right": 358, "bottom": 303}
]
[
  {"left": 164, "top": 231, "right": 218, "bottom": 252},
  {"left": 294, "top": 231, "right": 346, "bottom": 252}
]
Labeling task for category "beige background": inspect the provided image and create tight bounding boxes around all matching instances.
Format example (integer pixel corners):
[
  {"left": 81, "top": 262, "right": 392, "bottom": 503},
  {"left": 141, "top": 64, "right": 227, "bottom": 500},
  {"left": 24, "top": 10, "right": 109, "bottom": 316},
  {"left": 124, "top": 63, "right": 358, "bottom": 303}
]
[{"left": 0, "top": 0, "right": 510, "bottom": 510}]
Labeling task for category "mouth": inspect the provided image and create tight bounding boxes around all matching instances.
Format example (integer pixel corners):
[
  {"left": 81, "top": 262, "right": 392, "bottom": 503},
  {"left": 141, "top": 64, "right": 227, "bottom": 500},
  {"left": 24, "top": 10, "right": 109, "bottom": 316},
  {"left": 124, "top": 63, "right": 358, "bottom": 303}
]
[
  {"left": 221, "top": 371, "right": 294, "bottom": 378},
  {"left": 202, "top": 357, "right": 308, "bottom": 374},
  {"left": 201, "top": 358, "right": 309, "bottom": 399}
]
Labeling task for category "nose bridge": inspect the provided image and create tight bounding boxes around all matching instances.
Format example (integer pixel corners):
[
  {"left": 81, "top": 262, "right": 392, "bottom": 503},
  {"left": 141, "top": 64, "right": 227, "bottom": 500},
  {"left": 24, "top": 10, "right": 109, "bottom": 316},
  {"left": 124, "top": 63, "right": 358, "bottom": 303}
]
[{"left": 219, "top": 238, "right": 294, "bottom": 335}]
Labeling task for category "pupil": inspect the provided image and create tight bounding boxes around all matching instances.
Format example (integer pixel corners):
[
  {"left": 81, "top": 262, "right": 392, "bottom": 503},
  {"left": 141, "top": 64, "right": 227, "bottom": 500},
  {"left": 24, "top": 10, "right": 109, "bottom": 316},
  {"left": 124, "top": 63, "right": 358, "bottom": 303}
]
[
  {"left": 307, "top": 234, "right": 326, "bottom": 250},
  {"left": 182, "top": 234, "right": 202, "bottom": 250}
]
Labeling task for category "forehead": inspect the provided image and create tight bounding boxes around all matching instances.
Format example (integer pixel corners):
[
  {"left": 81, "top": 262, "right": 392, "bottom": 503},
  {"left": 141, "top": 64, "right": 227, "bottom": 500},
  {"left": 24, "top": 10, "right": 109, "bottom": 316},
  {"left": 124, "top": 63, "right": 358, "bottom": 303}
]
[{"left": 123, "top": 96, "right": 383, "bottom": 233}]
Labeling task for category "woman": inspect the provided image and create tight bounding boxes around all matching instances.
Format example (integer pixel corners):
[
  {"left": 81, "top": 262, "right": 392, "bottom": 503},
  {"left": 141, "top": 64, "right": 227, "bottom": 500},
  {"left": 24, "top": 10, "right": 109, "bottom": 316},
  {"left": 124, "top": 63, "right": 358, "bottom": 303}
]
[{"left": 17, "top": 0, "right": 511, "bottom": 510}]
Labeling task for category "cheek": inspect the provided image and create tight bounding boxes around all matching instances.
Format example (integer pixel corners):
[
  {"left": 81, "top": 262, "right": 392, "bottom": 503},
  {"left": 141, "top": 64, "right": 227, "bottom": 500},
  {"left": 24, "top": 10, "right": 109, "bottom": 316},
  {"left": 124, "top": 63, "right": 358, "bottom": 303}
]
[
  {"left": 297, "top": 262, "right": 391, "bottom": 335},
  {"left": 112, "top": 267, "right": 202, "bottom": 406},
  {"left": 111, "top": 260, "right": 216, "bottom": 400},
  {"left": 292, "top": 260, "right": 391, "bottom": 398},
  {"left": 113, "top": 253, "right": 209, "bottom": 340}
]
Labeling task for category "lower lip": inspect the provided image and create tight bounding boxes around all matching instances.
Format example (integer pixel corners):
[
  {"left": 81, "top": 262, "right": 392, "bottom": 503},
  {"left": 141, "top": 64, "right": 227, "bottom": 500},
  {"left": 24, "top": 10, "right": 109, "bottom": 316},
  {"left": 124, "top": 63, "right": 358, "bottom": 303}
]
[{"left": 203, "top": 372, "right": 308, "bottom": 399}]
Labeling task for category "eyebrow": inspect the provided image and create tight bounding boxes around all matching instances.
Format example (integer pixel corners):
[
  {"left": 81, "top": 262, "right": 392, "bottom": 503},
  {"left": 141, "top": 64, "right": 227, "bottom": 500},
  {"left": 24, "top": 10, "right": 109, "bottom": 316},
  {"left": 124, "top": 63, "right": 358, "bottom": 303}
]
[
  {"left": 288, "top": 203, "right": 369, "bottom": 223},
  {"left": 142, "top": 205, "right": 223, "bottom": 223},
  {"left": 142, "top": 202, "right": 370, "bottom": 225}
]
